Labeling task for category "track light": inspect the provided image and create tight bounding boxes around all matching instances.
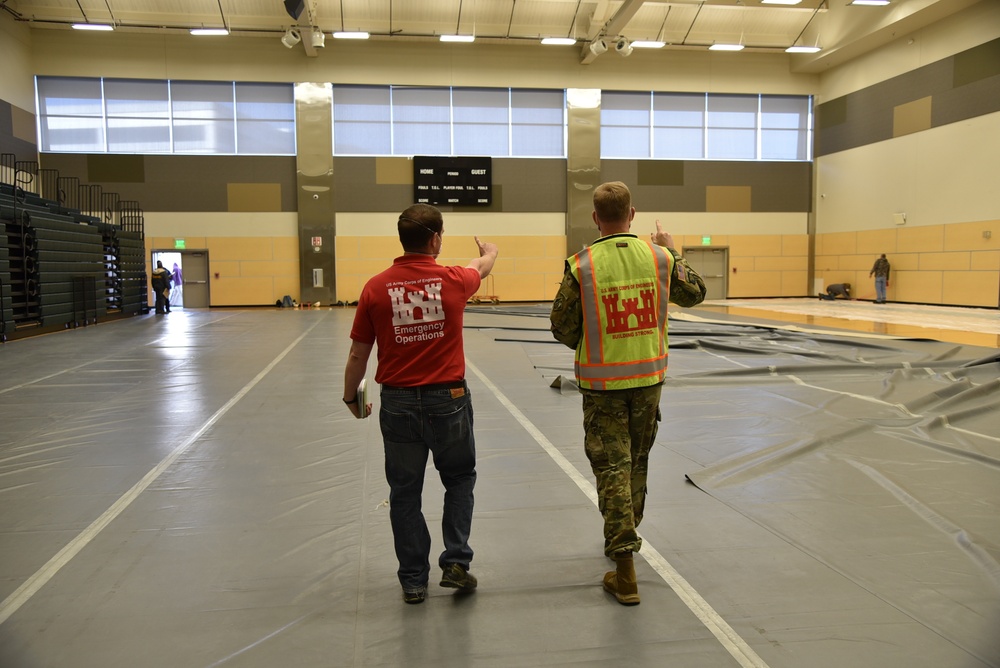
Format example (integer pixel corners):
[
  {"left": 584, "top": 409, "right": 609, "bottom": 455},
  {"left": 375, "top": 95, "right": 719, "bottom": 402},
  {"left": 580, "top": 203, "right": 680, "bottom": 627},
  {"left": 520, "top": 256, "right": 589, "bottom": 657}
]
[
  {"left": 281, "top": 28, "right": 301, "bottom": 48},
  {"left": 310, "top": 28, "right": 325, "bottom": 48},
  {"left": 588, "top": 38, "right": 607, "bottom": 56},
  {"left": 615, "top": 38, "right": 633, "bottom": 57}
]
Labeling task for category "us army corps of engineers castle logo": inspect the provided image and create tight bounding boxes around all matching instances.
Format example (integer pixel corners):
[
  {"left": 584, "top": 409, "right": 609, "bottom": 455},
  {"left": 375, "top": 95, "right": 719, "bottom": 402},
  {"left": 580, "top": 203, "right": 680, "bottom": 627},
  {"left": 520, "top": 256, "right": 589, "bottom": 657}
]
[
  {"left": 388, "top": 279, "right": 446, "bottom": 344},
  {"left": 601, "top": 281, "right": 656, "bottom": 340}
]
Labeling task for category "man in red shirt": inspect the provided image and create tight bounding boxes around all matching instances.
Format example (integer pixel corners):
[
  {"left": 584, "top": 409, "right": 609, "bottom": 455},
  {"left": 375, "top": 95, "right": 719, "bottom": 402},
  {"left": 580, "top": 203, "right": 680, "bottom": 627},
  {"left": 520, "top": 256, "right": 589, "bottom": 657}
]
[{"left": 343, "top": 203, "right": 498, "bottom": 604}]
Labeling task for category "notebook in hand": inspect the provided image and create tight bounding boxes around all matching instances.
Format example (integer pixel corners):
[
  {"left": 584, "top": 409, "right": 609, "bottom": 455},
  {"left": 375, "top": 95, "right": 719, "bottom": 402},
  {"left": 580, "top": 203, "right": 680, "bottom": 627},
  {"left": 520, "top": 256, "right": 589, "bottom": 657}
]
[{"left": 357, "top": 379, "right": 369, "bottom": 419}]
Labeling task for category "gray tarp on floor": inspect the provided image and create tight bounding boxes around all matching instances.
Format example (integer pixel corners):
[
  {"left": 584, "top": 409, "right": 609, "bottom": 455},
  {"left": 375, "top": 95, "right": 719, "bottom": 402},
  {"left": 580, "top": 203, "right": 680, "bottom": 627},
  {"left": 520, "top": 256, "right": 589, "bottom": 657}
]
[
  {"left": 508, "top": 306, "right": 1000, "bottom": 666},
  {"left": 1, "top": 306, "right": 997, "bottom": 667}
]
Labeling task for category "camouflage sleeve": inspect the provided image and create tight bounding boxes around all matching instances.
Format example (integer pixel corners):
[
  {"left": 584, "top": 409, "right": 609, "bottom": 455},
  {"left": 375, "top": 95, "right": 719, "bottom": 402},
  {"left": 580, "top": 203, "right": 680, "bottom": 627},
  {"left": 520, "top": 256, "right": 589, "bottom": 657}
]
[
  {"left": 667, "top": 248, "right": 708, "bottom": 308},
  {"left": 550, "top": 265, "right": 583, "bottom": 350}
]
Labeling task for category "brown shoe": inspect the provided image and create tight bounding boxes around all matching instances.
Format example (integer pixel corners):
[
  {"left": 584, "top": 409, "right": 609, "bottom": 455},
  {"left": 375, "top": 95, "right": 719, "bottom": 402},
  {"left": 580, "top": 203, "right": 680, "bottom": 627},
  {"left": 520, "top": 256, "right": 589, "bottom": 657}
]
[
  {"left": 603, "top": 551, "right": 640, "bottom": 605},
  {"left": 440, "top": 563, "right": 477, "bottom": 592}
]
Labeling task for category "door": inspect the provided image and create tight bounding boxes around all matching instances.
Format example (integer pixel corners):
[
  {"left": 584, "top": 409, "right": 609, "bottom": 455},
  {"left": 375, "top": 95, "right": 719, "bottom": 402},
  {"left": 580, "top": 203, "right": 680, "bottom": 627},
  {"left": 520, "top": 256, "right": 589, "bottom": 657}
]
[
  {"left": 181, "top": 251, "right": 210, "bottom": 308},
  {"left": 682, "top": 247, "right": 728, "bottom": 301},
  {"left": 151, "top": 250, "right": 184, "bottom": 310}
]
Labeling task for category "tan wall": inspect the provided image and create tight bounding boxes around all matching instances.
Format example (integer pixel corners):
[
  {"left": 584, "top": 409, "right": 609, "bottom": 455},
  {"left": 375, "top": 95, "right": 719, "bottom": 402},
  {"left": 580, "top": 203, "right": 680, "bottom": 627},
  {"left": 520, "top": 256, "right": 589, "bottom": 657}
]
[
  {"left": 675, "top": 233, "right": 810, "bottom": 298},
  {"left": 140, "top": 220, "right": 997, "bottom": 308},
  {"left": 146, "top": 235, "right": 300, "bottom": 306},
  {"left": 816, "top": 220, "right": 1000, "bottom": 307},
  {"left": 336, "top": 234, "right": 567, "bottom": 303},
  {"left": 0, "top": 16, "right": 34, "bottom": 111}
]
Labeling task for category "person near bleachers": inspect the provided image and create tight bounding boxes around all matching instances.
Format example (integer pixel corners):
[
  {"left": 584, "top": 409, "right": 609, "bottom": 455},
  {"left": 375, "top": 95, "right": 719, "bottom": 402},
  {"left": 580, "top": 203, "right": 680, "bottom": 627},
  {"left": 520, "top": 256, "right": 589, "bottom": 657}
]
[{"left": 150, "top": 261, "right": 173, "bottom": 314}]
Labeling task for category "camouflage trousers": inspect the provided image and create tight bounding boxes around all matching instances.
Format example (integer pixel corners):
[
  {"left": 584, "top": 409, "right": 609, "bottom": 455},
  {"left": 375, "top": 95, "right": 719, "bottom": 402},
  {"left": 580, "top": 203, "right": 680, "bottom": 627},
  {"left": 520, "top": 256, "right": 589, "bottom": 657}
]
[{"left": 581, "top": 383, "right": 662, "bottom": 557}]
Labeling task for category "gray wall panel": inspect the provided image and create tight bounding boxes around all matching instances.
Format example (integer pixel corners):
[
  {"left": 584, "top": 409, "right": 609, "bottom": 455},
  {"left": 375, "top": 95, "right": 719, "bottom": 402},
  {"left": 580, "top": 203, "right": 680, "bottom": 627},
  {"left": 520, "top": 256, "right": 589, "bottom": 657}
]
[
  {"left": 933, "top": 74, "right": 1000, "bottom": 126},
  {"left": 331, "top": 160, "right": 411, "bottom": 213},
  {"left": 816, "top": 37, "right": 1000, "bottom": 157},
  {"left": 332, "top": 157, "right": 563, "bottom": 214},
  {"left": 0, "top": 99, "right": 37, "bottom": 162},
  {"left": 602, "top": 159, "right": 810, "bottom": 213},
  {"left": 39, "top": 154, "right": 297, "bottom": 212},
  {"left": 493, "top": 159, "right": 565, "bottom": 212}
]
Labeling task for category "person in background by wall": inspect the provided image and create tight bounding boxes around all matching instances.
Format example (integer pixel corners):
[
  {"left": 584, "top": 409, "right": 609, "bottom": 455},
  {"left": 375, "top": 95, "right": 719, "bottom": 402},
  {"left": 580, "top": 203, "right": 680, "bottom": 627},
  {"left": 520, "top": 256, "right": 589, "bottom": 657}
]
[
  {"left": 343, "top": 203, "right": 498, "bottom": 605},
  {"left": 820, "top": 282, "right": 851, "bottom": 300},
  {"left": 550, "top": 181, "right": 706, "bottom": 606},
  {"left": 150, "top": 261, "right": 173, "bottom": 314},
  {"left": 869, "top": 254, "right": 891, "bottom": 304},
  {"left": 170, "top": 262, "right": 183, "bottom": 308}
]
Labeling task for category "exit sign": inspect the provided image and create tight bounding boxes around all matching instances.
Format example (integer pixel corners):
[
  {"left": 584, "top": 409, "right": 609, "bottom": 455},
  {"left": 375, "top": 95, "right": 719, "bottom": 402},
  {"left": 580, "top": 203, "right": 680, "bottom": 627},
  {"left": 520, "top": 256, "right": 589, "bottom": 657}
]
[
  {"left": 174, "top": 239, "right": 186, "bottom": 249},
  {"left": 702, "top": 236, "right": 711, "bottom": 245}
]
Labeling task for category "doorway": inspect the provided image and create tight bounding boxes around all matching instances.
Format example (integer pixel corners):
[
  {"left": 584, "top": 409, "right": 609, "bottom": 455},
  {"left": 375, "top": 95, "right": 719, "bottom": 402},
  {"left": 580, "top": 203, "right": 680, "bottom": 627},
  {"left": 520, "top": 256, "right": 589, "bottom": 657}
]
[
  {"left": 151, "top": 250, "right": 210, "bottom": 308},
  {"left": 682, "top": 247, "right": 729, "bottom": 301}
]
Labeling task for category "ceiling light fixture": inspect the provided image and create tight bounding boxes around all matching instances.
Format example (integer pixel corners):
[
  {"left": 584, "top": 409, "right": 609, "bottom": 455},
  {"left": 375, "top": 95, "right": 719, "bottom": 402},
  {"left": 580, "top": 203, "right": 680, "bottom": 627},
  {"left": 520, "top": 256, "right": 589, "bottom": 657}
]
[
  {"left": 191, "top": 0, "right": 229, "bottom": 37},
  {"left": 281, "top": 27, "right": 301, "bottom": 48},
  {"left": 541, "top": 37, "right": 577, "bottom": 46},
  {"left": 615, "top": 38, "right": 633, "bottom": 57},
  {"left": 335, "top": 2, "right": 368, "bottom": 41},
  {"left": 442, "top": 0, "right": 475, "bottom": 44},
  {"left": 310, "top": 28, "right": 326, "bottom": 48},
  {"left": 72, "top": 23, "right": 114, "bottom": 31},
  {"left": 786, "top": 1, "right": 826, "bottom": 55},
  {"left": 850, "top": 0, "right": 890, "bottom": 4},
  {"left": 630, "top": 40, "right": 665, "bottom": 49},
  {"left": 709, "top": 43, "right": 745, "bottom": 51},
  {"left": 762, "top": 0, "right": 802, "bottom": 4},
  {"left": 588, "top": 38, "right": 608, "bottom": 56}
]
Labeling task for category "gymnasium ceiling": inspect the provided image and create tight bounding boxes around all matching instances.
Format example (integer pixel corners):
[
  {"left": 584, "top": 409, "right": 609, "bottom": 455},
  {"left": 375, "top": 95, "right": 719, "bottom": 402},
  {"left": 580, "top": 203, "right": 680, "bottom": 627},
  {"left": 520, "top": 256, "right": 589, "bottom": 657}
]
[{"left": 0, "top": 0, "right": 981, "bottom": 72}]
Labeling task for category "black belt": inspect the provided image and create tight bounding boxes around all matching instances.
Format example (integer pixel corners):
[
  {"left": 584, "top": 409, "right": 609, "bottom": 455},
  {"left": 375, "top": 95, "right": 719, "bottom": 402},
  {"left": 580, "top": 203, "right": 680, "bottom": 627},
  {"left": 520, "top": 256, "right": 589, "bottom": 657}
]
[{"left": 382, "top": 380, "right": 466, "bottom": 392}]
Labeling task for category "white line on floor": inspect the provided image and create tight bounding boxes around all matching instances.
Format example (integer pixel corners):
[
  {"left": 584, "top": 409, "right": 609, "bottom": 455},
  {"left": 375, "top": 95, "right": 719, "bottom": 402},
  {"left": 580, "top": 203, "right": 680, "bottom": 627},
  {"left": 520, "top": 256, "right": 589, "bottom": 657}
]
[
  {"left": 0, "top": 319, "right": 324, "bottom": 626},
  {"left": 466, "top": 360, "right": 771, "bottom": 668}
]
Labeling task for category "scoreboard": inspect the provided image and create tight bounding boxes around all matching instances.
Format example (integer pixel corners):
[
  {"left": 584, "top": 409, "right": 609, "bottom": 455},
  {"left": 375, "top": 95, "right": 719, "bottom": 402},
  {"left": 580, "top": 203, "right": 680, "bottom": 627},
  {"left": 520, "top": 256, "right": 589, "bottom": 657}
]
[{"left": 413, "top": 156, "right": 492, "bottom": 206}]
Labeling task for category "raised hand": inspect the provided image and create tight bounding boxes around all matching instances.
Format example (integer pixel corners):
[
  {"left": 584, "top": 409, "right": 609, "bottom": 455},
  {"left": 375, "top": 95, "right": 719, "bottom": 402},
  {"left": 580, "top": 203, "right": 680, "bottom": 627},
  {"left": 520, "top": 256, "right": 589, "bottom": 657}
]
[{"left": 651, "top": 220, "right": 674, "bottom": 249}]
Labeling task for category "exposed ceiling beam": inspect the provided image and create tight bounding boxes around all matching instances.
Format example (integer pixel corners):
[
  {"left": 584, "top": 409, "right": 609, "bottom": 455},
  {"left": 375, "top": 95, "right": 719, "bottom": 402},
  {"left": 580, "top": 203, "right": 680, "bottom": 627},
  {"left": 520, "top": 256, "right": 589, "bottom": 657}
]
[
  {"left": 299, "top": 0, "right": 320, "bottom": 57},
  {"left": 791, "top": 0, "right": 981, "bottom": 73},
  {"left": 580, "top": 0, "right": 647, "bottom": 65}
]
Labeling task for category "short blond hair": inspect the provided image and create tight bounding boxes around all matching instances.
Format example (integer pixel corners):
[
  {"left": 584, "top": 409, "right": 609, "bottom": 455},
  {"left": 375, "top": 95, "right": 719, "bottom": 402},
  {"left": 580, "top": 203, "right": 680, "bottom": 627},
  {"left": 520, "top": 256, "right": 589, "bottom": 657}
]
[{"left": 593, "top": 181, "right": 632, "bottom": 224}]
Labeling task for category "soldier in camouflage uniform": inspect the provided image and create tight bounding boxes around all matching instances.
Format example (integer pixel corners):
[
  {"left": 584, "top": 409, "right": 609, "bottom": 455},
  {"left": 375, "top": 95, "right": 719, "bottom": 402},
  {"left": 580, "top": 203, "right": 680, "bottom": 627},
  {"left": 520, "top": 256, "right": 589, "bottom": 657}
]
[{"left": 550, "top": 182, "right": 706, "bottom": 605}]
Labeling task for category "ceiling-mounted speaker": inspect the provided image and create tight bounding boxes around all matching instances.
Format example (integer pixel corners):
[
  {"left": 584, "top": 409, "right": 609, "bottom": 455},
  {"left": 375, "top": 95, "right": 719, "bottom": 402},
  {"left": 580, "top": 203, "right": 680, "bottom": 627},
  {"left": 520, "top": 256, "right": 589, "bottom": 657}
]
[
  {"left": 281, "top": 28, "right": 301, "bottom": 48},
  {"left": 284, "top": 0, "right": 305, "bottom": 20},
  {"left": 589, "top": 39, "right": 607, "bottom": 56}
]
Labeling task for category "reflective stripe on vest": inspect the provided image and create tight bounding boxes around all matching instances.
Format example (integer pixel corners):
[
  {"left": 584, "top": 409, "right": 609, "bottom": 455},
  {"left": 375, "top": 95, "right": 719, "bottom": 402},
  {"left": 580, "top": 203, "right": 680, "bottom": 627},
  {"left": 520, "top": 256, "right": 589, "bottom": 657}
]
[{"left": 571, "top": 236, "right": 672, "bottom": 390}]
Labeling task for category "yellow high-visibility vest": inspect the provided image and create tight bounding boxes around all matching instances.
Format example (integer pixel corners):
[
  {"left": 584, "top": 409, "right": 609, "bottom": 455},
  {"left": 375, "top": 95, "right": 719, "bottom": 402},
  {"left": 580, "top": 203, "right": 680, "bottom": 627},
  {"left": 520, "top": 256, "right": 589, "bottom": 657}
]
[{"left": 568, "top": 233, "right": 673, "bottom": 391}]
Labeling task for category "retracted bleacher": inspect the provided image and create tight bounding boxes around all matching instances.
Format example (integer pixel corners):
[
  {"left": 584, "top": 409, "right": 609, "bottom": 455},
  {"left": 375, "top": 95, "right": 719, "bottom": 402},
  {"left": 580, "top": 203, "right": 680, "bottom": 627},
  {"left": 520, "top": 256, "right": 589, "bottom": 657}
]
[{"left": 0, "top": 154, "right": 148, "bottom": 341}]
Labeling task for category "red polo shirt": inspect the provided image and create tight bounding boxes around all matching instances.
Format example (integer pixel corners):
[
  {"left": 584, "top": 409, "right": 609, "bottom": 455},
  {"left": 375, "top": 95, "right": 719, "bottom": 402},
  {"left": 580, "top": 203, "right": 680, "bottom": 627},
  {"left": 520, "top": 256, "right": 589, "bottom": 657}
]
[{"left": 350, "top": 254, "right": 481, "bottom": 387}]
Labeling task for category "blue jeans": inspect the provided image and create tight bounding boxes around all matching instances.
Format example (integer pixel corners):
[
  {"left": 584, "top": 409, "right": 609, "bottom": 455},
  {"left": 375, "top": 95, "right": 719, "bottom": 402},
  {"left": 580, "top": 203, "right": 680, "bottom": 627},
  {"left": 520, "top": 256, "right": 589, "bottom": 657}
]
[
  {"left": 379, "top": 382, "right": 476, "bottom": 591},
  {"left": 875, "top": 276, "right": 887, "bottom": 302}
]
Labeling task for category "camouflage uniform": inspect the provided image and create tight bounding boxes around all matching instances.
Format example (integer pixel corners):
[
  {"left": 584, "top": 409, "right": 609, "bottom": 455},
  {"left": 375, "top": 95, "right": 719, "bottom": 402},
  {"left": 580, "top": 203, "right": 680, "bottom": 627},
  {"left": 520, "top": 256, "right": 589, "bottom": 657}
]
[
  {"left": 551, "top": 271, "right": 651, "bottom": 556},
  {"left": 582, "top": 384, "right": 662, "bottom": 555},
  {"left": 551, "top": 245, "right": 705, "bottom": 557}
]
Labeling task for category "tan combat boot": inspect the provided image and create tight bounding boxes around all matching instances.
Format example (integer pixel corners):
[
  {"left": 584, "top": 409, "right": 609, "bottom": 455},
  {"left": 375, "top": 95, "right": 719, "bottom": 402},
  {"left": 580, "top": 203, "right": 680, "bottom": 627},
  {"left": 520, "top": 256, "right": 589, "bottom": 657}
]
[{"left": 603, "top": 551, "right": 640, "bottom": 605}]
